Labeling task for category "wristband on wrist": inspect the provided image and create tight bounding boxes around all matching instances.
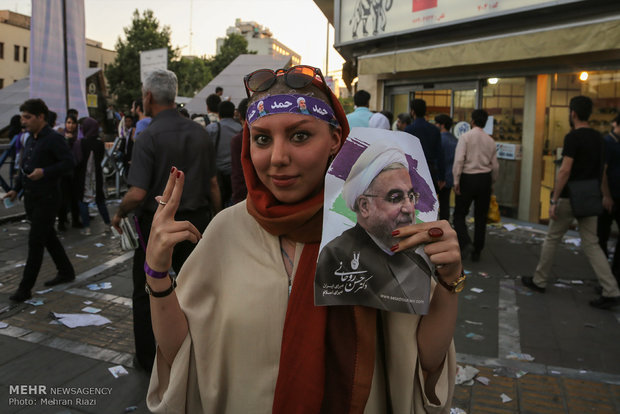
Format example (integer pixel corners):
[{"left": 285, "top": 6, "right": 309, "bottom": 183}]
[{"left": 144, "top": 261, "right": 168, "bottom": 279}]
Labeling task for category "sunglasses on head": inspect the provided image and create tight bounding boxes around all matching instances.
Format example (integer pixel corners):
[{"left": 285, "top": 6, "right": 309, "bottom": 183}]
[{"left": 244, "top": 65, "right": 329, "bottom": 98}]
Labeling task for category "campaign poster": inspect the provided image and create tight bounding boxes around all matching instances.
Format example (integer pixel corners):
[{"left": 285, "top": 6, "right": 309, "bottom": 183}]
[{"left": 314, "top": 127, "right": 438, "bottom": 314}]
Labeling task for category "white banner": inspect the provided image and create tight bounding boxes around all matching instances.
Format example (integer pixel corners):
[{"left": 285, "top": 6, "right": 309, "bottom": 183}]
[
  {"left": 338, "top": 0, "right": 579, "bottom": 45},
  {"left": 140, "top": 48, "right": 168, "bottom": 83},
  {"left": 30, "top": 0, "right": 88, "bottom": 124}
]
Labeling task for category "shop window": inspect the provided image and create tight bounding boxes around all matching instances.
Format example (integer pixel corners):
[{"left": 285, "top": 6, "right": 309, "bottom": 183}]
[
  {"left": 482, "top": 78, "right": 525, "bottom": 143},
  {"left": 23, "top": 46, "right": 27, "bottom": 63},
  {"left": 0, "top": 42, "right": 4, "bottom": 59},
  {"left": 14, "top": 45, "right": 19, "bottom": 62},
  {"left": 89, "top": 60, "right": 98, "bottom": 68}
]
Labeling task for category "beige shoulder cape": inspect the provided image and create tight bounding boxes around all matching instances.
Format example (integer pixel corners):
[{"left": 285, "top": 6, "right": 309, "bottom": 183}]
[{"left": 147, "top": 201, "right": 455, "bottom": 413}]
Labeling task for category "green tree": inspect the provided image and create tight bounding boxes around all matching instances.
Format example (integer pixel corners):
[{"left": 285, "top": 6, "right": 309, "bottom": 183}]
[
  {"left": 208, "top": 33, "right": 256, "bottom": 78},
  {"left": 170, "top": 56, "right": 212, "bottom": 97},
  {"left": 105, "top": 9, "right": 178, "bottom": 109}
]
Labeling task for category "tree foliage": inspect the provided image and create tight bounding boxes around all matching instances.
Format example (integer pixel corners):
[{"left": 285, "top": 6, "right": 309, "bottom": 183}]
[
  {"left": 105, "top": 10, "right": 178, "bottom": 109},
  {"left": 208, "top": 33, "right": 256, "bottom": 78},
  {"left": 170, "top": 56, "right": 212, "bottom": 97}
]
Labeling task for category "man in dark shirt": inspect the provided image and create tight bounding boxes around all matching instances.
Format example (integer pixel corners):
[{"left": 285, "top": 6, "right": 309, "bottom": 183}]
[
  {"left": 522, "top": 96, "right": 620, "bottom": 309},
  {"left": 434, "top": 114, "right": 458, "bottom": 222},
  {"left": 597, "top": 113, "right": 620, "bottom": 282},
  {"left": 4, "top": 99, "right": 75, "bottom": 302},
  {"left": 230, "top": 98, "right": 248, "bottom": 204},
  {"left": 111, "top": 69, "right": 221, "bottom": 372},
  {"left": 405, "top": 99, "right": 445, "bottom": 192}
]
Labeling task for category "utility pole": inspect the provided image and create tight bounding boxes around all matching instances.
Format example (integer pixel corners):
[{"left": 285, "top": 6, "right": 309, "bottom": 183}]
[
  {"left": 325, "top": 20, "right": 329, "bottom": 77},
  {"left": 62, "top": 0, "right": 69, "bottom": 114}
]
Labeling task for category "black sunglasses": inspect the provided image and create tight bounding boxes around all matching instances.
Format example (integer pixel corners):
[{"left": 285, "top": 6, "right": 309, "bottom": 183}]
[{"left": 244, "top": 65, "right": 330, "bottom": 98}]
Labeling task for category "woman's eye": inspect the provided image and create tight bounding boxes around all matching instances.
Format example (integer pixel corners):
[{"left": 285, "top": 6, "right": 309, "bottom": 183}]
[
  {"left": 291, "top": 131, "right": 310, "bottom": 142},
  {"left": 253, "top": 135, "right": 271, "bottom": 146}
]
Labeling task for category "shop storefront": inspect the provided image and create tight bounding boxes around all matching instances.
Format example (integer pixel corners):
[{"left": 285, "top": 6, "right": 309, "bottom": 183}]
[{"left": 314, "top": 0, "right": 620, "bottom": 223}]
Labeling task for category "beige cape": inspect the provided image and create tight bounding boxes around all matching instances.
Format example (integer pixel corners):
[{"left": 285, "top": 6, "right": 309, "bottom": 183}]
[{"left": 147, "top": 201, "right": 456, "bottom": 413}]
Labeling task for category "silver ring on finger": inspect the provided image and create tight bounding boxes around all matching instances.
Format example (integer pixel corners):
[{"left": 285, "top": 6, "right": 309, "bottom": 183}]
[{"left": 158, "top": 199, "right": 167, "bottom": 206}]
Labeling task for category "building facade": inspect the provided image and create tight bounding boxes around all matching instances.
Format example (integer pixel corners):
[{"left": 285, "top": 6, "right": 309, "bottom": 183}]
[
  {"left": 0, "top": 10, "right": 115, "bottom": 89},
  {"left": 216, "top": 18, "right": 301, "bottom": 66},
  {"left": 315, "top": 0, "right": 620, "bottom": 223}
]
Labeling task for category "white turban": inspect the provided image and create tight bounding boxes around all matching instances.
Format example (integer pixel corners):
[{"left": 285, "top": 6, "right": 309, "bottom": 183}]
[{"left": 342, "top": 143, "right": 409, "bottom": 211}]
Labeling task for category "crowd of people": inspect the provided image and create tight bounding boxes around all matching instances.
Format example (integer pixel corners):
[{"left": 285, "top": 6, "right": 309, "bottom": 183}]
[{"left": 2, "top": 63, "right": 619, "bottom": 412}]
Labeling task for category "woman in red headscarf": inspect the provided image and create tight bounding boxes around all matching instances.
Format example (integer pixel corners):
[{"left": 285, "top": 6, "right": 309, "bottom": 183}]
[{"left": 145, "top": 66, "right": 460, "bottom": 413}]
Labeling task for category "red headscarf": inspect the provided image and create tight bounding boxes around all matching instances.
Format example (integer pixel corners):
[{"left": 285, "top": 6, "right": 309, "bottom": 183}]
[{"left": 241, "top": 80, "right": 377, "bottom": 413}]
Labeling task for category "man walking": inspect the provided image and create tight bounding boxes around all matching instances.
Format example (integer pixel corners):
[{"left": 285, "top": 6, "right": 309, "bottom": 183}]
[
  {"left": 405, "top": 99, "right": 446, "bottom": 192},
  {"left": 111, "top": 69, "right": 222, "bottom": 371},
  {"left": 435, "top": 114, "right": 458, "bottom": 222},
  {"left": 346, "top": 90, "right": 372, "bottom": 128},
  {"left": 452, "top": 109, "right": 499, "bottom": 261},
  {"left": 4, "top": 99, "right": 75, "bottom": 302},
  {"left": 206, "top": 100, "right": 242, "bottom": 206},
  {"left": 522, "top": 96, "right": 620, "bottom": 309},
  {"left": 205, "top": 93, "right": 221, "bottom": 124}
]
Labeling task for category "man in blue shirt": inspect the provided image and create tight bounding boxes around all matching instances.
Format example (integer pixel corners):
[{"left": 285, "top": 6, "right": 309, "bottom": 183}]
[
  {"left": 132, "top": 97, "right": 151, "bottom": 137},
  {"left": 346, "top": 90, "right": 372, "bottom": 128},
  {"left": 405, "top": 99, "right": 445, "bottom": 192},
  {"left": 435, "top": 114, "right": 458, "bottom": 221}
]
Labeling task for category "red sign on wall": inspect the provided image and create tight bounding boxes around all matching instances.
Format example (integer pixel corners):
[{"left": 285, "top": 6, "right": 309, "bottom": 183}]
[{"left": 413, "top": 0, "right": 438, "bottom": 12}]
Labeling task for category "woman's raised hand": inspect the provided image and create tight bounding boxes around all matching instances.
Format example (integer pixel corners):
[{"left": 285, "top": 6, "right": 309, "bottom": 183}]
[
  {"left": 145, "top": 167, "right": 203, "bottom": 273},
  {"left": 391, "top": 220, "right": 462, "bottom": 282}
]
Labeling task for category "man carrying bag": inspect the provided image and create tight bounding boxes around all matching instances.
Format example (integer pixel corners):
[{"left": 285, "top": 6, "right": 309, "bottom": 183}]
[{"left": 522, "top": 96, "right": 620, "bottom": 309}]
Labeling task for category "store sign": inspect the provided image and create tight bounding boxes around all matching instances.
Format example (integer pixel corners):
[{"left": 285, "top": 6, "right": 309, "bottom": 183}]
[
  {"left": 496, "top": 142, "right": 522, "bottom": 160},
  {"left": 337, "top": 0, "right": 579, "bottom": 45},
  {"left": 87, "top": 94, "right": 98, "bottom": 108}
]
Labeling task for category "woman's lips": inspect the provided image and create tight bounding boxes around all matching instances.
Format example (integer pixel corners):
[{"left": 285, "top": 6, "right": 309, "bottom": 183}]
[{"left": 270, "top": 175, "right": 299, "bottom": 188}]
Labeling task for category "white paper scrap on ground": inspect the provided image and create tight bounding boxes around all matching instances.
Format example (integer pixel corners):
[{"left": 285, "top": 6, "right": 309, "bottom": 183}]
[
  {"left": 506, "top": 351, "right": 535, "bottom": 361},
  {"left": 81, "top": 306, "right": 101, "bottom": 314},
  {"left": 83, "top": 300, "right": 93, "bottom": 305},
  {"left": 99, "top": 282, "right": 112, "bottom": 289},
  {"left": 500, "top": 393, "right": 512, "bottom": 403},
  {"left": 476, "top": 376, "right": 490, "bottom": 386},
  {"left": 52, "top": 312, "right": 111, "bottom": 328},
  {"left": 14, "top": 263, "right": 25, "bottom": 268},
  {"left": 95, "top": 243, "right": 104, "bottom": 247},
  {"left": 0, "top": 322, "right": 8, "bottom": 329},
  {"left": 87, "top": 284, "right": 101, "bottom": 291},
  {"left": 503, "top": 224, "right": 517, "bottom": 231},
  {"left": 571, "top": 280, "right": 584, "bottom": 285},
  {"left": 35, "top": 288, "right": 53, "bottom": 294},
  {"left": 24, "top": 298, "right": 44, "bottom": 306},
  {"left": 564, "top": 238, "right": 581, "bottom": 247},
  {"left": 470, "top": 287, "right": 484, "bottom": 293},
  {"left": 450, "top": 409, "right": 467, "bottom": 414},
  {"left": 465, "top": 320, "right": 483, "bottom": 325},
  {"left": 108, "top": 365, "right": 129, "bottom": 378},
  {"left": 456, "top": 364, "right": 479, "bottom": 385},
  {"left": 75, "top": 254, "right": 89, "bottom": 259}
]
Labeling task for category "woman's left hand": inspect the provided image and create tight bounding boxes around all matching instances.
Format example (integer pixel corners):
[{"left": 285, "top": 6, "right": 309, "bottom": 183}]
[{"left": 391, "top": 219, "right": 462, "bottom": 282}]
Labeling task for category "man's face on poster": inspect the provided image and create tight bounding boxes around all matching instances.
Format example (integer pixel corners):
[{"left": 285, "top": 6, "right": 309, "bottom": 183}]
[{"left": 358, "top": 167, "right": 416, "bottom": 248}]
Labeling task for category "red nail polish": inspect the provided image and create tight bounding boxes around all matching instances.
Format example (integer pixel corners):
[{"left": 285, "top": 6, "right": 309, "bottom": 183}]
[
  {"left": 392, "top": 230, "right": 400, "bottom": 236},
  {"left": 390, "top": 244, "right": 399, "bottom": 252},
  {"left": 176, "top": 171, "right": 181, "bottom": 178},
  {"left": 171, "top": 167, "right": 175, "bottom": 174}
]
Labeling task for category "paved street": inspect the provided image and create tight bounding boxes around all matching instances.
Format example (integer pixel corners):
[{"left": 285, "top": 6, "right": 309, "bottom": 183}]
[{"left": 0, "top": 199, "right": 618, "bottom": 413}]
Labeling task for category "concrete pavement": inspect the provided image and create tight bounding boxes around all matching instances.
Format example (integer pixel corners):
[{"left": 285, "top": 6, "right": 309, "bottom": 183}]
[{"left": 0, "top": 202, "right": 618, "bottom": 413}]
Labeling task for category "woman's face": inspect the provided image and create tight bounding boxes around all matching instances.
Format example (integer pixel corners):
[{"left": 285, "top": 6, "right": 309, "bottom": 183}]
[
  {"left": 250, "top": 113, "right": 341, "bottom": 204},
  {"left": 65, "top": 118, "right": 77, "bottom": 133}
]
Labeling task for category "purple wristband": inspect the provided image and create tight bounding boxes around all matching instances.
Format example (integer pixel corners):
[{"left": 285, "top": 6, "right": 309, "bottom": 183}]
[{"left": 144, "top": 261, "right": 168, "bottom": 279}]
